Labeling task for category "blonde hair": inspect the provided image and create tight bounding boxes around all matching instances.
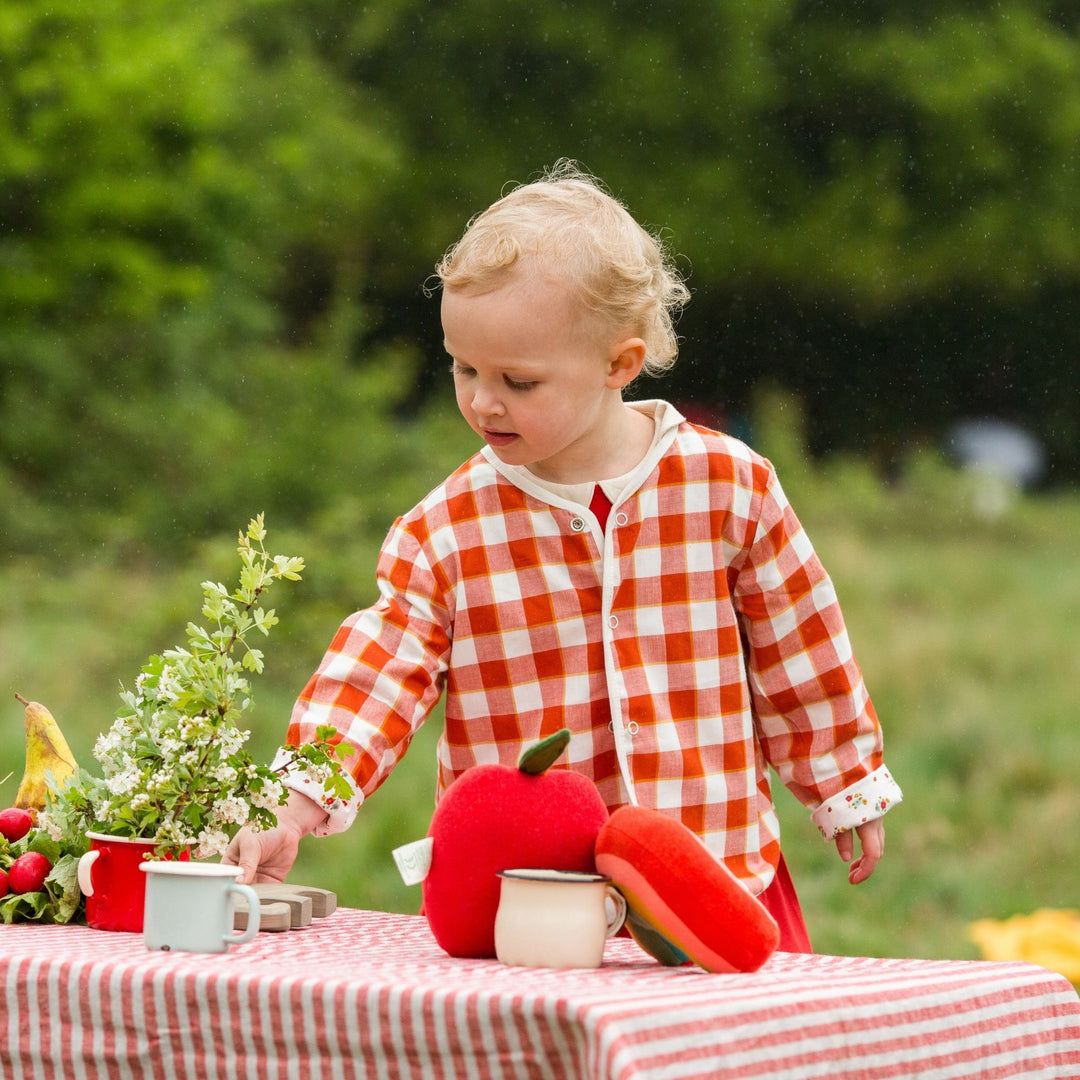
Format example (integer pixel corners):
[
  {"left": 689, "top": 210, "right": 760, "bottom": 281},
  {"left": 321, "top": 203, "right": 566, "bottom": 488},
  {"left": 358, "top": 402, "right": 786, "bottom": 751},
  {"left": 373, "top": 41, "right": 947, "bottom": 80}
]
[{"left": 434, "top": 161, "right": 690, "bottom": 377}]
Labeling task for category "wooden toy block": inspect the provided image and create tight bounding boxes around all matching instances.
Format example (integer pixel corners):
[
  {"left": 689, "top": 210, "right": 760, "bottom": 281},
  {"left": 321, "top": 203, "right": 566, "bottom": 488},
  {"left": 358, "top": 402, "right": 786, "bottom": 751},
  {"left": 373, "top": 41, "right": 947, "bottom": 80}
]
[
  {"left": 233, "top": 899, "right": 293, "bottom": 933},
  {"left": 233, "top": 883, "right": 338, "bottom": 933},
  {"left": 266, "top": 890, "right": 311, "bottom": 927},
  {"left": 263, "top": 884, "right": 337, "bottom": 919}
]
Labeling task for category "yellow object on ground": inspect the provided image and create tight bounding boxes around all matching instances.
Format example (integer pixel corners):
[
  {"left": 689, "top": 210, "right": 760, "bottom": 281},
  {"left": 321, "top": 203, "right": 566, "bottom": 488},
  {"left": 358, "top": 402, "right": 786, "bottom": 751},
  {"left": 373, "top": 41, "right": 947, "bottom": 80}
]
[{"left": 969, "top": 908, "right": 1080, "bottom": 984}]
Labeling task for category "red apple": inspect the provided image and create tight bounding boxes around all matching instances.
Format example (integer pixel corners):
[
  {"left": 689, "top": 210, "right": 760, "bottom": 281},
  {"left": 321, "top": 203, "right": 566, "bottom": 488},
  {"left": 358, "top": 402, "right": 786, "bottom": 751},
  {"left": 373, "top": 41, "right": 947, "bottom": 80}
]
[
  {"left": 7, "top": 851, "right": 51, "bottom": 894},
  {"left": 0, "top": 807, "right": 34, "bottom": 843},
  {"left": 0, "top": 867, "right": 8, "bottom": 898},
  {"left": 421, "top": 729, "right": 609, "bottom": 958}
]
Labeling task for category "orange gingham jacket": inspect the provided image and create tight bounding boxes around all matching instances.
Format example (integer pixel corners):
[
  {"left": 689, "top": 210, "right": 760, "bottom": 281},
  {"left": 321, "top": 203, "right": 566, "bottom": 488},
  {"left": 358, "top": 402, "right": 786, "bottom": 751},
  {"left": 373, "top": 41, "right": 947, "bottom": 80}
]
[{"left": 280, "top": 401, "right": 901, "bottom": 893}]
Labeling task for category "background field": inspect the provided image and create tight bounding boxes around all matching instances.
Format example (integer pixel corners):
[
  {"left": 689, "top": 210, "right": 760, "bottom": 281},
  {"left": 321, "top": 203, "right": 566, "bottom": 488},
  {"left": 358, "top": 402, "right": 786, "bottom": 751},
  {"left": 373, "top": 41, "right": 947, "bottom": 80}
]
[{"left": 3, "top": 394, "right": 1077, "bottom": 962}]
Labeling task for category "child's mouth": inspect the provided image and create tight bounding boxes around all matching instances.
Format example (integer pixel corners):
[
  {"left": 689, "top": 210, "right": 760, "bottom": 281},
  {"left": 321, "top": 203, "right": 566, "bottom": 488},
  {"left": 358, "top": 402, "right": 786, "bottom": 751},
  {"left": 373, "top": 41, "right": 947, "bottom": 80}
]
[{"left": 482, "top": 429, "right": 518, "bottom": 448}]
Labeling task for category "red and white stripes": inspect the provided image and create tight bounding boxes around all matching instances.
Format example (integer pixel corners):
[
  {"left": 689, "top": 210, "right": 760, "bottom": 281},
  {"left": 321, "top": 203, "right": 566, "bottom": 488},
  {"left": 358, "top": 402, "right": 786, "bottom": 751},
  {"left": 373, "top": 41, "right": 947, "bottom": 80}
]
[{"left": 2, "top": 910, "right": 1078, "bottom": 1079}]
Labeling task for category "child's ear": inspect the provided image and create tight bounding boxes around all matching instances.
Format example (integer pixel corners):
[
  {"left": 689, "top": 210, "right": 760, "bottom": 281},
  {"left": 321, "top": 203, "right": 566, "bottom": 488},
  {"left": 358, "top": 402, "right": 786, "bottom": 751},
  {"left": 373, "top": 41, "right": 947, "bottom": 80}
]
[{"left": 606, "top": 338, "right": 647, "bottom": 389}]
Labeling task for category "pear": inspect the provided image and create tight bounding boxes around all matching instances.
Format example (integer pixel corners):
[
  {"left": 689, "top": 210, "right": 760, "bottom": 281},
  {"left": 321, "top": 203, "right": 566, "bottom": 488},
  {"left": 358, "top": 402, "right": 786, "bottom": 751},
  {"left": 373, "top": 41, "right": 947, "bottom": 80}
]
[{"left": 12, "top": 693, "right": 79, "bottom": 813}]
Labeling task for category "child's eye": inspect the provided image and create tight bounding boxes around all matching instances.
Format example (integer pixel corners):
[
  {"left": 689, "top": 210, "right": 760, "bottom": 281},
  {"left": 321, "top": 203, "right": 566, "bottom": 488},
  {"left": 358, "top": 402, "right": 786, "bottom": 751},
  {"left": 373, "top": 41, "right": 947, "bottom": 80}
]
[
  {"left": 450, "top": 362, "right": 474, "bottom": 378},
  {"left": 504, "top": 376, "right": 537, "bottom": 392}
]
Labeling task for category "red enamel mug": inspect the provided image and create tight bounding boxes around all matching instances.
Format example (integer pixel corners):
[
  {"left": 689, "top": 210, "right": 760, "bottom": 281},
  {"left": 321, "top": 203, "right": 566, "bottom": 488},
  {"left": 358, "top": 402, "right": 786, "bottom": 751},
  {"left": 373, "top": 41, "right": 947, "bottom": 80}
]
[{"left": 77, "top": 831, "right": 191, "bottom": 932}]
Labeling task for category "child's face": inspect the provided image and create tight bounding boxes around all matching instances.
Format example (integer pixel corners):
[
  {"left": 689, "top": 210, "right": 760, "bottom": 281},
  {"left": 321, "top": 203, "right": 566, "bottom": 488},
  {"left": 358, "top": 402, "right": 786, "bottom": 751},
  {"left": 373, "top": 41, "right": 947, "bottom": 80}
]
[{"left": 442, "top": 272, "right": 638, "bottom": 484}]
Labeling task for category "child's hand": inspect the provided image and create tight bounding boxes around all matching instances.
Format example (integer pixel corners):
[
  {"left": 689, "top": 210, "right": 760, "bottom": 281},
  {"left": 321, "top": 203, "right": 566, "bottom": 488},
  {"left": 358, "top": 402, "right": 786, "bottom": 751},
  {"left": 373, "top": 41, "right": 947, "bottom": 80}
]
[
  {"left": 224, "top": 820, "right": 303, "bottom": 884},
  {"left": 223, "top": 790, "right": 326, "bottom": 884},
  {"left": 835, "top": 819, "right": 885, "bottom": 884}
]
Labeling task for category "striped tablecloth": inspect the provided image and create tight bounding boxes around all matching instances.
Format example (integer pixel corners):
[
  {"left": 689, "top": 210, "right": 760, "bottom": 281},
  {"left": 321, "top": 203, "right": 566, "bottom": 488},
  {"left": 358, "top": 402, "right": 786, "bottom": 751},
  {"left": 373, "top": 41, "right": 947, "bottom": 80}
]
[{"left": 2, "top": 907, "right": 1079, "bottom": 1079}]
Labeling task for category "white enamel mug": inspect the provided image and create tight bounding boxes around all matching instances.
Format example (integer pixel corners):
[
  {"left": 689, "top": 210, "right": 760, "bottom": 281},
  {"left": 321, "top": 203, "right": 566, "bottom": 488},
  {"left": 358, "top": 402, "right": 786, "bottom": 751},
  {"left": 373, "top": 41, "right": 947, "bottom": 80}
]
[
  {"left": 140, "top": 862, "right": 261, "bottom": 953},
  {"left": 494, "top": 868, "right": 627, "bottom": 970}
]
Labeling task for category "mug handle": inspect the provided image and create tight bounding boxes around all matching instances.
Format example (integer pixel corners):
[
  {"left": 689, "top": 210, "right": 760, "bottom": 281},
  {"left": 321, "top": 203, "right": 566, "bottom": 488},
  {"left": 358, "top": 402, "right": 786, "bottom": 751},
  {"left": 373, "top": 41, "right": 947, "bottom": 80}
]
[
  {"left": 604, "top": 885, "right": 628, "bottom": 938},
  {"left": 77, "top": 849, "right": 100, "bottom": 897},
  {"left": 225, "top": 883, "right": 261, "bottom": 945}
]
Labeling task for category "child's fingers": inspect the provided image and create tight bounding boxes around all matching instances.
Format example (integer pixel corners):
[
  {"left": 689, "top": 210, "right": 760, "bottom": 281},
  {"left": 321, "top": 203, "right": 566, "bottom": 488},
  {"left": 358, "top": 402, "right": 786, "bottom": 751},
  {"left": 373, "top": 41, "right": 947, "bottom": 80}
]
[
  {"left": 222, "top": 827, "right": 264, "bottom": 884},
  {"left": 848, "top": 854, "right": 878, "bottom": 885},
  {"left": 834, "top": 830, "right": 855, "bottom": 864},
  {"left": 846, "top": 821, "right": 885, "bottom": 884}
]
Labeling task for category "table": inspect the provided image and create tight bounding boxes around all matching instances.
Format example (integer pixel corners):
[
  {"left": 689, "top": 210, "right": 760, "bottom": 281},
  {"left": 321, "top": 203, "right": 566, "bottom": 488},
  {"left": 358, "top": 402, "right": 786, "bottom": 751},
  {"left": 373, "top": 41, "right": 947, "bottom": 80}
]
[{"left": 2, "top": 908, "right": 1079, "bottom": 1079}]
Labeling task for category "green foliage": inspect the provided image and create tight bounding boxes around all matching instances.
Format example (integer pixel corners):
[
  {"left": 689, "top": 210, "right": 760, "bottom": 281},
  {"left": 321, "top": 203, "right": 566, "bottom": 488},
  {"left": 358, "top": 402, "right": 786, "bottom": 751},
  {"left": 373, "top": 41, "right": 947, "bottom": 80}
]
[
  {"left": 39, "top": 516, "right": 350, "bottom": 866},
  {"left": 333, "top": 0, "right": 1080, "bottom": 303},
  {"left": 741, "top": 4, "right": 1080, "bottom": 301},
  {"left": 0, "top": 344, "right": 446, "bottom": 555},
  {"left": 0, "top": 829, "right": 84, "bottom": 925},
  {"left": 302, "top": 0, "right": 1080, "bottom": 479},
  {"left": 0, "top": 0, "right": 397, "bottom": 540},
  {"left": 3, "top": 0, "right": 1080, "bottom": 536},
  {"left": 0, "top": 0, "right": 392, "bottom": 345}
]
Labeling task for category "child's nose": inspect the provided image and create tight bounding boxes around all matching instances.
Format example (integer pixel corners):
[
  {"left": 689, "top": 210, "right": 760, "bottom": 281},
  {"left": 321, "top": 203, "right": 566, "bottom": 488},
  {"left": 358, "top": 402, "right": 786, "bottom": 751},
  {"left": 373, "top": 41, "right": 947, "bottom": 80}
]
[{"left": 471, "top": 384, "right": 504, "bottom": 417}]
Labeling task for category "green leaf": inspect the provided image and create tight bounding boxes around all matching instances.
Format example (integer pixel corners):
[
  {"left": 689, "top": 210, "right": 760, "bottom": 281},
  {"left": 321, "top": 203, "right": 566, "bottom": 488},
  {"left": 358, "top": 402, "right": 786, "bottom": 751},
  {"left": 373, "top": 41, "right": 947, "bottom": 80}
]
[
  {"left": 0, "top": 890, "right": 51, "bottom": 925},
  {"left": 272, "top": 555, "right": 305, "bottom": 580},
  {"left": 27, "top": 833, "right": 62, "bottom": 863},
  {"left": 47, "top": 855, "right": 84, "bottom": 924},
  {"left": 517, "top": 728, "right": 571, "bottom": 775}
]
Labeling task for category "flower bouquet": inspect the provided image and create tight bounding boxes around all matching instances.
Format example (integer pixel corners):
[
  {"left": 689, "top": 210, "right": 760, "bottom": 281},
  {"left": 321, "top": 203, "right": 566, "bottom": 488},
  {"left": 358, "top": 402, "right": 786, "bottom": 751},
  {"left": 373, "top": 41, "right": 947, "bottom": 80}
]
[{"left": 2, "top": 515, "right": 350, "bottom": 925}]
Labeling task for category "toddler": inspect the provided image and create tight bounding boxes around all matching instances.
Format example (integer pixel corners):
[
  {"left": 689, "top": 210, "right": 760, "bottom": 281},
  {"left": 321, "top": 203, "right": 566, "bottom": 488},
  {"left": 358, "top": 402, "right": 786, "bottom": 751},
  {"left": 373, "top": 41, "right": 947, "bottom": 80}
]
[{"left": 226, "top": 162, "right": 902, "bottom": 951}]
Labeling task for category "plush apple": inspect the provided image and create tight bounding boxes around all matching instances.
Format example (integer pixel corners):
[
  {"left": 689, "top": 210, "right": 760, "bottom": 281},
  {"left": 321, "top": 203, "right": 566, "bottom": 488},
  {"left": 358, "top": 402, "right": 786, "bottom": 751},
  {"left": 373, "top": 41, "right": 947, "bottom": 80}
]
[
  {"left": 7, "top": 851, "right": 51, "bottom": 894},
  {"left": 421, "top": 729, "right": 609, "bottom": 959},
  {"left": 0, "top": 807, "right": 34, "bottom": 843}
]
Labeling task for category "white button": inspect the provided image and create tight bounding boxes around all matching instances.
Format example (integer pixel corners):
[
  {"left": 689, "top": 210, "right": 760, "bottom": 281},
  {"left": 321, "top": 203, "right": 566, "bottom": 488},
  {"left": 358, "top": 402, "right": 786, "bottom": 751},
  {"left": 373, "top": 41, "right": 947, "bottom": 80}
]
[
  {"left": 614, "top": 512, "right": 629, "bottom": 526},
  {"left": 608, "top": 615, "right": 619, "bottom": 629},
  {"left": 569, "top": 517, "right": 586, "bottom": 532},
  {"left": 627, "top": 721, "right": 639, "bottom": 736}
]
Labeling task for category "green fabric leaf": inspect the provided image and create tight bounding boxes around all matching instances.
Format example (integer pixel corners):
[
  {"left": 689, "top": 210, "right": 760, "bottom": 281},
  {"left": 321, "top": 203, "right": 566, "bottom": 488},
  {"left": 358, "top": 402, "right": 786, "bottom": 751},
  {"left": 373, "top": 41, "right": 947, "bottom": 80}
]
[{"left": 517, "top": 728, "right": 571, "bottom": 775}]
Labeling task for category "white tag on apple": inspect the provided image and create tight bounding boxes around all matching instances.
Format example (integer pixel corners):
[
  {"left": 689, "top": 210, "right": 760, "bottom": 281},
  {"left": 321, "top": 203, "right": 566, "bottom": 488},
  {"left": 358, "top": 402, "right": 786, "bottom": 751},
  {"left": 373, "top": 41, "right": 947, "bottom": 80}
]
[{"left": 392, "top": 836, "right": 434, "bottom": 886}]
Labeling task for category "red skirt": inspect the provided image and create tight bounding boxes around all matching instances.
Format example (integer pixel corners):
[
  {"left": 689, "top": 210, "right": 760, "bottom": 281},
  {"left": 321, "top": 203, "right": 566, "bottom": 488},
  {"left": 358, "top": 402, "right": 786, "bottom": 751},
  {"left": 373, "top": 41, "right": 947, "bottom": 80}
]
[{"left": 759, "top": 853, "right": 813, "bottom": 953}]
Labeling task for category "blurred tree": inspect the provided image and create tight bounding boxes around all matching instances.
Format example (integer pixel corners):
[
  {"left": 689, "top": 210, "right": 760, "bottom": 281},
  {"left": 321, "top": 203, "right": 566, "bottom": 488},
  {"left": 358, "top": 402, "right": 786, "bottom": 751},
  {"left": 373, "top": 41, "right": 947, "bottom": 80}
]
[
  {"left": 307, "top": 0, "right": 1080, "bottom": 474},
  {"left": 0, "top": 0, "right": 397, "bottom": 546},
  {"left": 2, "top": 0, "right": 1079, "bottom": 555}
]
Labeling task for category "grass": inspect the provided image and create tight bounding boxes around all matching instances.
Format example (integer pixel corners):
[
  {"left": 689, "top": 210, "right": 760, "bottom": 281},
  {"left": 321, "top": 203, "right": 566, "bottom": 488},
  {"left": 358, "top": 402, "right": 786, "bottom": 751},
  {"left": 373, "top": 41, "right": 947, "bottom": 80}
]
[
  {"left": 3, "top": 435, "right": 1078, "bottom": 963},
  {"left": 775, "top": 457, "right": 1080, "bottom": 959}
]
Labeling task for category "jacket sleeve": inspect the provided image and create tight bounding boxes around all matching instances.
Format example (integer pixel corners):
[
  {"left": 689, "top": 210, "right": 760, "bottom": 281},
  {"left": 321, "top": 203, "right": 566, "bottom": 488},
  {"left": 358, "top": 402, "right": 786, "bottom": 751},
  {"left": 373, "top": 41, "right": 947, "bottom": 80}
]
[
  {"left": 273, "top": 518, "right": 452, "bottom": 834},
  {"left": 732, "top": 461, "right": 902, "bottom": 838}
]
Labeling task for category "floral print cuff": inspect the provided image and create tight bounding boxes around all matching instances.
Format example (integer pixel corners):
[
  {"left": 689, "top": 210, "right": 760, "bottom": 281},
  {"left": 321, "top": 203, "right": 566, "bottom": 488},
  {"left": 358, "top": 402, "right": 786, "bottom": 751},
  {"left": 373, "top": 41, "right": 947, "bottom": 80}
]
[
  {"left": 811, "top": 765, "right": 903, "bottom": 840},
  {"left": 271, "top": 748, "right": 362, "bottom": 836}
]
